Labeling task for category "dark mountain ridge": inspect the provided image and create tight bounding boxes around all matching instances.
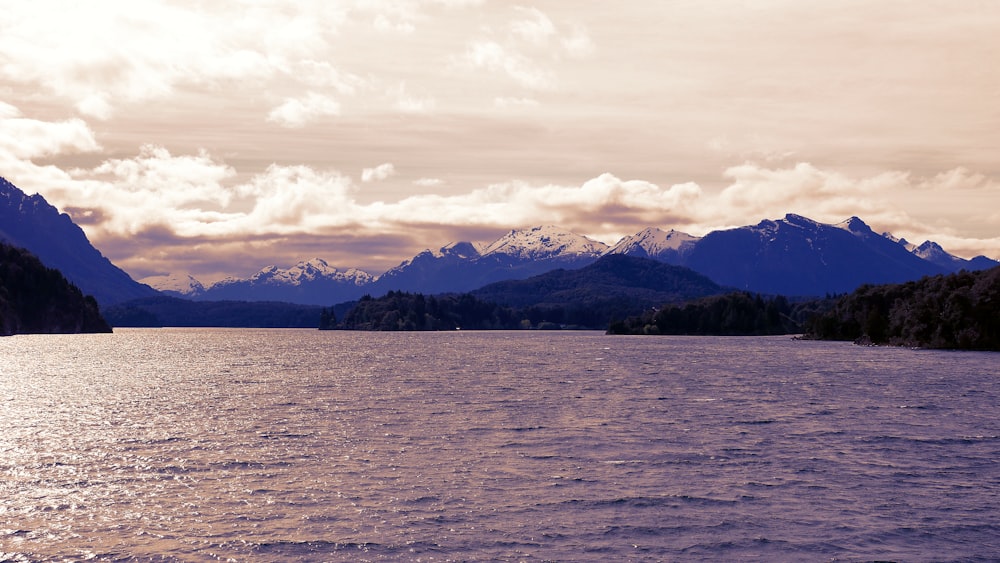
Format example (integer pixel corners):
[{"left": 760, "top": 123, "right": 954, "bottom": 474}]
[
  {"left": 0, "top": 177, "right": 157, "bottom": 305},
  {"left": 679, "top": 214, "right": 951, "bottom": 296},
  {"left": 471, "top": 253, "right": 724, "bottom": 308}
]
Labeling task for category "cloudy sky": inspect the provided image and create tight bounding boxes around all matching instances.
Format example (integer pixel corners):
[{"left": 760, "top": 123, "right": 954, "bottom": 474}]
[{"left": 2, "top": 1, "right": 999, "bottom": 282}]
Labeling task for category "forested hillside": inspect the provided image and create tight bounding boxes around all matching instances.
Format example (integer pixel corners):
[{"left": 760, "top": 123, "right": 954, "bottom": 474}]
[
  {"left": 804, "top": 266, "right": 1000, "bottom": 350},
  {"left": 0, "top": 242, "right": 111, "bottom": 335},
  {"left": 333, "top": 291, "right": 522, "bottom": 331},
  {"left": 607, "top": 291, "right": 827, "bottom": 336},
  {"left": 103, "top": 296, "right": 324, "bottom": 328}
]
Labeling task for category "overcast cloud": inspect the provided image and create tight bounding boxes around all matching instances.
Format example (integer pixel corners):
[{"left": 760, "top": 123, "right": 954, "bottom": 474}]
[{"left": 1, "top": 1, "right": 998, "bottom": 282}]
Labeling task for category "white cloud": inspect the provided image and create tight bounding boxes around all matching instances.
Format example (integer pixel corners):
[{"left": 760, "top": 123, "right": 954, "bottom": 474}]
[
  {"left": 14, "top": 146, "right": 1000, "bottom": 277},
  {"left": 373, "top": 13, "right": 416, "bottom": 34},
  {"left": 462, "top": 40, "right": 554, "bottom": 90},
  {"left": 60, "top": 145, "right": 238, "bottom": 234},
  {"left": 414, "top": 177, "right": 443, "bottom": 187},
  {"left": 510, "top": 7, "right": 556, "bottom": 45},
  {"left": 234, "top": 164, "right": 358, "bottom": 232},
  {"left": 374, "top": 173, "right": 704, "bottom": 229},
  {"left": 0, "top": 1, "right": 350, "bottom": 119},
  {"left": 362, "top": 162, "right": 397, "bottom": 182},
  {"left": 75, "top": 94, "right": 114, "bottom": 120},
  {"left": 493, "top": 96, "right": 540, "bottom": 109},
  {"left": 919, "top": 167, "right": 1000, "bottom": 191},
  {"left": 295, "top": 60, "right": 367, "bottom": 94},
  {"left": 560, "top": 24, "right": 595, "bottom": 58},
  {"left": 391, "top": 82, "right": 436, "bottom": 114},
  {"left": 0, "top": 104, "right": 101, "bottom": 161},
  {"left": 266, "top": 92, "right": 341, "bottom": 128}
]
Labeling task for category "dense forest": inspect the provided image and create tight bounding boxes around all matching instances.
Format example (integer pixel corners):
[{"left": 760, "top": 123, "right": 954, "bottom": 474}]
[
  {"left": 331, "top": 289, "right": 830, "bottom": 333},
  {"left": 0, "top": 242, "right": 111, "bottom": 335},
  {"left": 804, "top": 266, "right": 1000, "bottom": 350},
  {"left": 606, "top": 291, "right": 829, "bottom": 336},
  {"left": 330, "top": 291, "right": 524, "bottom": 330},
  {"left": 470, "top": 254, "right": 725, "bottom": 327},
  {"left": 104, "top": 296, "right": 325, "bottom": 328}
]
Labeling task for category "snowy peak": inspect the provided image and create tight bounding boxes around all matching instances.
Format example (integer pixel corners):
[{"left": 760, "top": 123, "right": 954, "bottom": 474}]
[
  {"left": 882, "top": 232, "right": 917, "bottom": 252},
  {"left": 836, "top": 216, "right": 875, "bottom": 236},
  {"left": 780, "top": 213, "right": 824, "bottom": 229},
  {"left": 216, "top": 258, "right": 374, "bottom": 288},
  {"left": 910, "top": 240, "right": 998, "bottom": 272},
  {"left": 272, "top": 258, "right": 372, "bottom": 286},
  {"left": 913, "top": 240, "right": 949, "bottom": 261},
  {"left": 141, "top": 273, "right": 205, "bottom": 296},
  {"left": 482, "top": 226, "right": 609, "bottom": 260},
  {"left": 606, "top": 227, "right": 699, "bottom": 259},
  {"left": 433, "top": 241, "right": 486, "bottom": 260}
]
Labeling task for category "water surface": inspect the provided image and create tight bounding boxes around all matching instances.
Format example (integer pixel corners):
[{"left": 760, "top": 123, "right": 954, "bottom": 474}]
[{"left": 1, "top": 329, "right": 998, "bottom": 561}]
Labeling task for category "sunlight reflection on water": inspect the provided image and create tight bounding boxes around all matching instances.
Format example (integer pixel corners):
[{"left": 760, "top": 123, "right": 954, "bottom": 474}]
[{"left": 1, "top": 329, "right": 998, "bottom": 561}]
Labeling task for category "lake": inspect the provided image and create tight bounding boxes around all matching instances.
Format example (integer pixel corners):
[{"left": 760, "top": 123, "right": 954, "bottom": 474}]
[{"left": 1, "top": 329, "right": 998, "bottom": 561}]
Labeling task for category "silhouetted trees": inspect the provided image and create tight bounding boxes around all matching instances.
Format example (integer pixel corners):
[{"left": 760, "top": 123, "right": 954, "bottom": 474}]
[
  {"left": 607, "top": 291, "right": 816, "bottom": 336},
  {"left": 0, "top": 242, "right": 111, "bottom": 335},
  {"left": 334, "top": 291, "right": 523, "bottom": 331},
  {"left": 804, "top": 266, "right": 1000, "bottom": 350}
]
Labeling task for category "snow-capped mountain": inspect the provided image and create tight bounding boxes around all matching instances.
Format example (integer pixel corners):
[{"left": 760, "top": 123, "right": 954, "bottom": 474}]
[
  {"left": 235, "top": 258, "right": 373, "bottom": 287},
  {"left": 433, "top": 241, "right": 487, "bottom": 260},
  {"left": 130, "top": 217, "right": 1000, "bottom": 306},
  {"left": 681, "top": 214, "right": 948, "bottom": 296},
  {"left": 371, "top": 226, "right": 608, "bottom": 295},
  {"left": 605, "top": 227, "right": 699, "bottom": 262},
  {"left": 887, "top": 237, "right": 999, "bottom": 272},
  {"left": 198, "top": 258, "right": 374, "bottom": 305},
  {"left": 140, "top": 273, "right": 206, "bottom": 297},
  {"left": 481, "top": 225, "right": 608, "bottom": 261}
]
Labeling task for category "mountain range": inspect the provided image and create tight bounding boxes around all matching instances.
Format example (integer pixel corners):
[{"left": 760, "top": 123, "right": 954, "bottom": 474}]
[
  {"left": 2, "top": 175, "right": 997, "bottom": 309},
  {"left": 153, "top": 214, "right": 997, "bottom": 303}
]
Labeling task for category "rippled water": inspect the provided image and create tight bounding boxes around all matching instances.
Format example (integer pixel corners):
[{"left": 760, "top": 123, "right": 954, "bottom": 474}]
[{"left": 1, "top": 329, "right": 998, "bottom": 561}]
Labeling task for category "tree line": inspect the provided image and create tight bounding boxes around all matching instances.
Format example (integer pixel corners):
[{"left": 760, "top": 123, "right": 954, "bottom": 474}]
[
  {"left": 803, "top": 266, "right": 1000, "bottom": 350},
  {"left": 606, "top": 291, "right": 827, "bottom": 336},
  {"left": 0, "top": 241, "right": 111, "bottom": 335}
]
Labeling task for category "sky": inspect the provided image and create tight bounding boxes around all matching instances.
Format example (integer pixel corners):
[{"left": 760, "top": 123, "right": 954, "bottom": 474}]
[{"left": 2, "top": 0, "right": 999, "bottom": 283}]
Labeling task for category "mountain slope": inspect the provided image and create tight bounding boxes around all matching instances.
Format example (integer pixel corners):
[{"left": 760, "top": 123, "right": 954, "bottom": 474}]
[
  {"left": 0, "top": 177, "right": 157, "bottom": 305},
  {"left": 909, "top": 240, "right": 998, "bottom": 272},
  {"left": 605, "top": 227, "right": 698, "bottom": 262},
  {"left": 140, "top": 273, "right": 206, "bottom": 297},
  {"left": 1, "top": 241, "right": 112, "bottom": 335},
  {"left": 680, "top": 214, "right": 949, "bottom": 296},
  {"left": 371, "top": 226, "right": 608, "bottom": 296},
  {"left": 198, "top": 258, "right": 374, "bottom": 305},
  {"left": 468, "top": 254, "right": 726, "bottom": 327},
  {"left": 472, "top": 254, "right": 724, "bottom": 308}
]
